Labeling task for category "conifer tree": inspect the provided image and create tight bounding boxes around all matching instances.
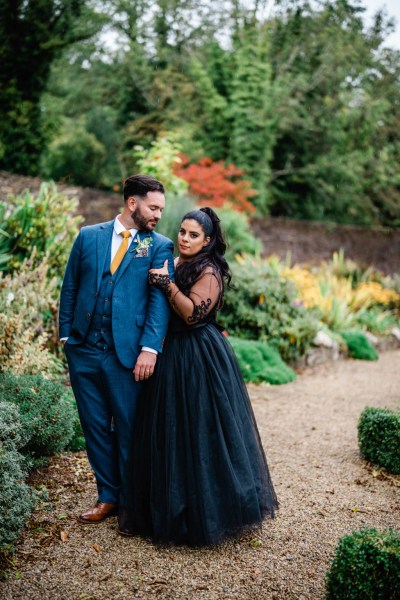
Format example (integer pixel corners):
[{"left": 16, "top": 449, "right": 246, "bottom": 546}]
[{"left": 228, "top": 22, "right": 275, "bottom": 211}]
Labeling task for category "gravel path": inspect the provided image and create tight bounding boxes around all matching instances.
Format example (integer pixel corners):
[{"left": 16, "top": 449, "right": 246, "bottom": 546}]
[{"left": 2, "top": 351, "right": 399, "bottom": 599}]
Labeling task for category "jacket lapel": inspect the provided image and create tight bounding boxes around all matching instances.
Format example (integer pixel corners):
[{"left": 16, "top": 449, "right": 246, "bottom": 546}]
[
  {"left": 115, "top": 232, "right": 153, "bottom": 284},
  {"left": 96, "top": 222, "right": 114, "bottom": 290}
]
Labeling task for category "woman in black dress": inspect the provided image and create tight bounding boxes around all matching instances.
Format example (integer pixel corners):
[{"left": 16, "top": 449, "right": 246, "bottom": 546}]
[{"left": 118, "top": 207, "right": 278, "bottom": 546}]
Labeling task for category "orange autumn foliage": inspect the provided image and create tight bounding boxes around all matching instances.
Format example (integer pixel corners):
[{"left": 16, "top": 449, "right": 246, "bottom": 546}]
[{"left": 174, "top": 155, "right": 257, "bottom": 213}]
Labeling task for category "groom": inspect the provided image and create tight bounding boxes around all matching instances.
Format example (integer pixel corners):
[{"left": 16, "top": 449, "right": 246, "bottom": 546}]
[{"left": 59, "top": 174, "right": 174, "bottom": 523}]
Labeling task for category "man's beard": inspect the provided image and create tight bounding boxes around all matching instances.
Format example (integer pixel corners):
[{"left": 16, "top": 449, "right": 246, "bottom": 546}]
[{"left": 131, "top": 207, "right": 155, "bottom": 232}]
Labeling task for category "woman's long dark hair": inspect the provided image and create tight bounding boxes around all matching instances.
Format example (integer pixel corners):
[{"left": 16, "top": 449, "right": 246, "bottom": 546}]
[{"left": 175, "top": 207, "right": 232, "bottom": 299}]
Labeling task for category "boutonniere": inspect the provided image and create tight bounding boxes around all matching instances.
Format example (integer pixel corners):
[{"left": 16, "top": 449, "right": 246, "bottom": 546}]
[{"left": 131, "top": 234, "right": 152, "bottom": 257}]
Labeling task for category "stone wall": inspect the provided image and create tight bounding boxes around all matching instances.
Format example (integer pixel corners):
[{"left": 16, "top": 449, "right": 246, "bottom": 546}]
[{"left": 252, "top": 217, "right": 400, "bottom": 275}]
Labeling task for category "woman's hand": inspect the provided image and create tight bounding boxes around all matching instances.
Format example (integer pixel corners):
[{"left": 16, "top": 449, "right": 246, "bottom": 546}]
[
  {"left": 148, "top": 259, "right": 171, "bottom": 291},
  {"left": 148, "top": 259, "right": 169, "bottom": 280}
]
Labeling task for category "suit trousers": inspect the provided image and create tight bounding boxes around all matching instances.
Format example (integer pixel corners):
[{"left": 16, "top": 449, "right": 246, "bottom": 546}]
[{"left": 64, "top": 340, "right": 141, "bottom": 504}]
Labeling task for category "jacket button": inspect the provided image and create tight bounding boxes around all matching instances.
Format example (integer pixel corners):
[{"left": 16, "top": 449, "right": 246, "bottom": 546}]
[{"left": 86, "top": 312, "right": 91, "bottom": 318}]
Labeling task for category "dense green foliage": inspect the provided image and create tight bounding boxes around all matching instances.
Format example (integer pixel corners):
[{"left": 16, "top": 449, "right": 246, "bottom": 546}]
[
  {"left": 0, "top": 372, "right": 76, "bottom": 460},
  {"left": 341, "top": 330, "right": 379, "bottom": 360},
  {"left": 0, "top": 402, "right": 36, "bottom": 555},
  {"left": 217, "top": 209, "right": 262, "bottom": 262},
  {"left": 1, "top": 0, "right": 399, "bottom": 224},
  {"left": 0, "top": 182, "right": 83, "bottom": 279},
  {"left": 219, "top": 258, "right": 319, "bottom": 363},
  {"left": 358, "top": 407, "right": 400, "bottom": 474},
  {"left": 325, "top": 528, "right": 400, "bottom": 599},
  {"left": 228, "top": 337, "right": 296, "bottom": 384},
  {"left": 0, "top": 0, "right": 101, "bottom": 174}
]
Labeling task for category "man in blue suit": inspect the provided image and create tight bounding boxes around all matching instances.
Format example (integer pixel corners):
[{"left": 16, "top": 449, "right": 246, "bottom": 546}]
[{"left": 59, "top": 174, "right": 174, "bottom": 524}]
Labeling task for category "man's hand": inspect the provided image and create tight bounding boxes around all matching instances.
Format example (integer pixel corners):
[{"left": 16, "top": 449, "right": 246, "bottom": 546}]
[{"left": 133, "top": 351, "right": 157, "bottom": 382}]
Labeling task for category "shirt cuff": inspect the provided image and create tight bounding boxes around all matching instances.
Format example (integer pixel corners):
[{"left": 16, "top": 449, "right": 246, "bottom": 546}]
[
  {"left": 142, "top": 346, "right": 158, "bottom": 355},
  {"left": 60, "top": 337, "right": 68, "bottom": 342}
]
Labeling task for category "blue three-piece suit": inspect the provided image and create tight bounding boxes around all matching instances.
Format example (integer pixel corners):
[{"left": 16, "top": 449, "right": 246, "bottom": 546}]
[{"left": 59, "top": 219, "right": 174, "bottom": 504}]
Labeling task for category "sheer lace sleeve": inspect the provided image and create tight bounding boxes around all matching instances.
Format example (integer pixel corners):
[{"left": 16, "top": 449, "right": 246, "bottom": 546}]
[{"left": 173, "top": 268, "right": 222, "bottom": 325}]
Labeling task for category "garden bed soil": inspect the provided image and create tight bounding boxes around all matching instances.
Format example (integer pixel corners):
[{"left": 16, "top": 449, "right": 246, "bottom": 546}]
[{"left": 1, "top": 351, "right": 399, "bottom": 599}]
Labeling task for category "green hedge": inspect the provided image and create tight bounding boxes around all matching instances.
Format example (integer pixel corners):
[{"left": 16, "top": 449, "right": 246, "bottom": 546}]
[
  {"left": 0, "top": 371, "right": 75, "bottom": 459},
  {"left": 0, "top": 402, "right": 36, "bottom": 555},
  {"left": 326, "top": 529, "right": 400, "bottom": 599},
  {"left": 341, "top": 330, "right": 379, "bottom": 361},
  {"left": 228, "top": 337, "right": 296, "bottom": 384},
  {"left": 358, "top": 407, "right": 400, "bottom": 474}
]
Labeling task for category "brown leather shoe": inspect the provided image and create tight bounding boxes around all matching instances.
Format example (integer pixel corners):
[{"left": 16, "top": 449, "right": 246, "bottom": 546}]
[{"left": 78, "top": 501, "right": 118, "bottom": 524}]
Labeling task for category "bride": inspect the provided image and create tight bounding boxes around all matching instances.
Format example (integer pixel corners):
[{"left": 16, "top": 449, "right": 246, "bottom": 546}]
[{"left": 118, "top": 207, "right": 278, "bottom": 546}]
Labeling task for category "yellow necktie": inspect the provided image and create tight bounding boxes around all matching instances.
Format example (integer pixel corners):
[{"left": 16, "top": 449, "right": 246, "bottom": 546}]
[{"left": 110, "top": 230, "right": 131, "bottom": 275}]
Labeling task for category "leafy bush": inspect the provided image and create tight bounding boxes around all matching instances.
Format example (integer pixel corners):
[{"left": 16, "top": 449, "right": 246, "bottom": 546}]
[
  {"left": 354, "top": 306, "right": 399, "bottom": 335},
  {"left": 341, "top": 330, "right": 379, "bottom": 361},
  {"left": 358, "top": 407, "right": 400, "bottom": 474},
  {"left": 0, "top": 372, "right": 75, "bottom": 459},
  {"left": 0, "top": 182, "right": 83, "bottom": 279},
  {"left": 133, "top": 134, "right": 189, "bottom": 196},
  {"left": 0, "top": 402, "right": 36, "bottom": 555},
  {"left": 282, "top": 255, "right": 399, "bottom": 333},
  {"left": 217, "top": 208, "right": 262, "bottom": 262},
  {"left": 174, "top": 154, "right": 257, "bottom": 214},
  {"left": 325, "top": 529, "right": 400, "bottom": 599},
  {"left": 228, "top": 337, "right": 296, "bottom": 384},
  {"left": 219, "top": 257, "right": 319, "bottom": 363},
  {"left": 42, "top": 125, "right": 106, "bottom": 188},
  {"left": 0, "top": 256, "right": 63, "bottom": 376}
]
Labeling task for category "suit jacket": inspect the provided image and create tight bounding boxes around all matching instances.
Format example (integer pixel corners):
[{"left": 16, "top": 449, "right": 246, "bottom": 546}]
[{"left": 59, "top": 220, "right": 174, "bottom": 369}]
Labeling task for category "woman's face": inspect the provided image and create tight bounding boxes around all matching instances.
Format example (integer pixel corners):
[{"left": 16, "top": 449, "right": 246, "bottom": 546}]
[{"left": 178, "top": 219, "right": 210, "bottom": 259}]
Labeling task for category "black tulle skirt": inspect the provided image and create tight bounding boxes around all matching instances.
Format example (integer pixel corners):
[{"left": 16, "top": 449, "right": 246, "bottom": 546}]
[{"left": 119, "top": 319, "right": 278, "bottom": 546}]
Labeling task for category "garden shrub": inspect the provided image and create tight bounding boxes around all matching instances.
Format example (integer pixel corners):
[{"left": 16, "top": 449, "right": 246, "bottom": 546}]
[
  {"left": 228, "top": 337, "right": 296, "bottom": 384},
  {"left": 0, "top": 402, "right": 36, "bottom": 555},
  {"left": 41, "top": 126, "right": 106, "bottom": 188},
  {"left": 216, "top": 208, "right": 262, "bottom": 262},
  {"left": 341, "top": 330, "right": 379, "bottom": 360},
  {"left": 220, "top": 257, "right": 319, "bottom": 363},
  {"left": 325, "top": 528, "right": 400, "bottom": 599},
  {"left": 0, "top": 372, "right": 75, "bottom": 459},
  {"left": 174, "top": 154, "right": 257, "bottom": 214},
  {"left": 0, "top": 256, "right": 64, "bottom": 376},
  {"left": 358, "top": 407, "right": 400, "bottom": 474},
  {"left": 0, "top": 181, "right": 83, "bottom": 279}
]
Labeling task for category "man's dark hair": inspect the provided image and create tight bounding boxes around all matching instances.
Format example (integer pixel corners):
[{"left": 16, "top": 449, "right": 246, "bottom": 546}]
[{"left": 123, "top": 174, "right": 164, "bottom": 201}]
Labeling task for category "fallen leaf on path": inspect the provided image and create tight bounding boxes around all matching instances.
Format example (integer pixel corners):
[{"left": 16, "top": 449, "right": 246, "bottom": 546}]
[
  {"left": 60, "top": 531, "right": 68, "bottom": 542},
  {"left": 92, "top": 543, "right": 102, "bottom": 552}
]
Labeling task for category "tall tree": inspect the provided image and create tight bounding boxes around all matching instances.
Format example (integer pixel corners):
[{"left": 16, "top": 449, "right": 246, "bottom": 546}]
[
  {"left": 229, "top": 21, "right": 275, "bottom": 210},
  {"left": 0, "top": 0, "right": 101, "bottom": 174}
]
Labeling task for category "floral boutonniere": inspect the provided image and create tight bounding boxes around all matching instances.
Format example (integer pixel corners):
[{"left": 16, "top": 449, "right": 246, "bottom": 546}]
[{"left": 131, "top": 234, "right": 152, "bottom": 258}]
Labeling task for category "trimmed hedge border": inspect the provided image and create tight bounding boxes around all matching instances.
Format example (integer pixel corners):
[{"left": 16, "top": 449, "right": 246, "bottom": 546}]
[
  {"left": 341, "top": 330, "right": 379, "bottom": 361},
  {"left": 358, "top": 406, "right": 400, "bottom": 474},
  {"left": 326, "top": 528, "right": 400, "bottom": 599},
  {"left": 228, "top": 337, "right": 296, "bottom": 384}
]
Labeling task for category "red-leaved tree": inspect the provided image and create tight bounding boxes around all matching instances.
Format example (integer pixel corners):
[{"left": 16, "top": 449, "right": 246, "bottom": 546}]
[{"left": 174, "top": 155, "right": 257, "bottom": 213}]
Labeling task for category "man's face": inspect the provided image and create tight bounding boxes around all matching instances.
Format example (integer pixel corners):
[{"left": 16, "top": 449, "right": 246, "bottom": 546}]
[{"left": 129, "top": 191, "right": 165, "bottom": 232}]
